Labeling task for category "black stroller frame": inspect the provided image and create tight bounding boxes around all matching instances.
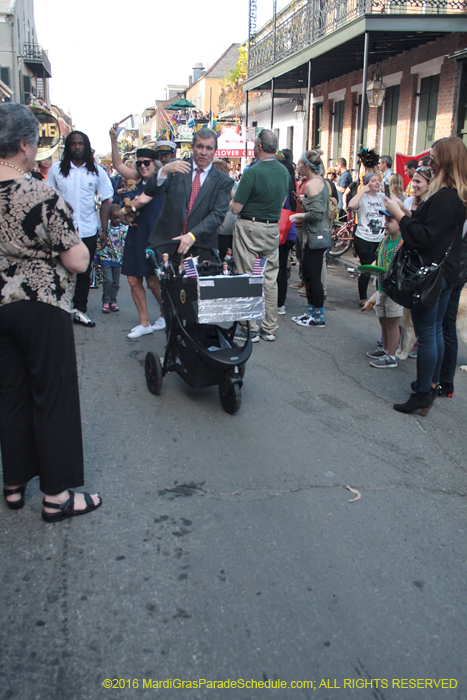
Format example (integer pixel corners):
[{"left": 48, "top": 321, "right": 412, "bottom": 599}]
[{"left": 144, "top": 241, "right": 260, "bottom": 414}]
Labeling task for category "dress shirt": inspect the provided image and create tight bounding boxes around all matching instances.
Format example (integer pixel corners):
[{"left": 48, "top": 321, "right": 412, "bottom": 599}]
[
  {"left": 47, "top": 162, "right": 114, "bottom": 238},
  {"left": 157, "top": 161, "right": 213, "bottom": 187}
]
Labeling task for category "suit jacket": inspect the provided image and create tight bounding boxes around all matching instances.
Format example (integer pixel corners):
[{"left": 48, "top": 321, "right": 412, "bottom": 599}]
[{"left": 145, "top": 160, "right": 232, "bottom": 254}]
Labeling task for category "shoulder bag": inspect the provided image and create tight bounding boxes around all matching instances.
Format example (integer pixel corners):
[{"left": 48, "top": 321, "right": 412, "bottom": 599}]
[
  {"left": 308, "top": 229, "right": 332, "bottom": 250},
  {"left": 383, "top": 243, "right": 451, "bottom": 310}
]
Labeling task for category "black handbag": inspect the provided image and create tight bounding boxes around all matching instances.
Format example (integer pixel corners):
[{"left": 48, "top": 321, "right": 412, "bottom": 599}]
[
  {"left": 307, "top": 229, "right": 332, "bottom": 250},
  {"left": 383, "top": 244, "right": 451, "bottom": 311}
]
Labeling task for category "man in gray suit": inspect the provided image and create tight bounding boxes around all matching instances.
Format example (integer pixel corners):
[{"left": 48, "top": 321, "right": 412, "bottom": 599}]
[{"left": 142, "top": 129, "right": 232, "bottom": 258}]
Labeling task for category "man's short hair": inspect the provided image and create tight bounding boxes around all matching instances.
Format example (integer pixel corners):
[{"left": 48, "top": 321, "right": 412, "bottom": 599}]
[
  {"left": 337, "top": 157, "right": 347, "bottom": 168},
  {"left": 380, "top": 155, "right": 393, "bottom": 169},
  {"left": 405, "top": 159, "right": 418, "bottom": 170},
  {"left": 282, "top": 148, "right": 293, "bottom": 162},
  {"left": 256, "top": 129, "right": 277, "bottom": 154},
  {"left": 193, "top": 128, "right": 217, "bottom": 150}
]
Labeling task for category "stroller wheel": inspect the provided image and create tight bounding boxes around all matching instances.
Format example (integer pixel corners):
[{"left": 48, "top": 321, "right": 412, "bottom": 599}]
[
  {"left": 145, "top": 352, "right": 162, "bottom": 395},
  {"left": 219, "top": 379, "right": 241, "bottom": 415}
]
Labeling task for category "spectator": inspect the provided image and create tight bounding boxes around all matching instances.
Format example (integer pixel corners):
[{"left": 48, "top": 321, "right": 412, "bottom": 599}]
[
  {"left": 404, "top": 159, "right": 418, "bottom": 197},
  {"left": 378, "top": 155, "right": 393, "bottom": 188},
  {"left": 335, "top": 158, "right": 352, "bottom": 218}
]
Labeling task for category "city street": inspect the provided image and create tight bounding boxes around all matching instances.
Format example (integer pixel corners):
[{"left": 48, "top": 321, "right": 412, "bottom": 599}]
[{"left": 1, "top": 260, "right": 466, "bottom": 700}]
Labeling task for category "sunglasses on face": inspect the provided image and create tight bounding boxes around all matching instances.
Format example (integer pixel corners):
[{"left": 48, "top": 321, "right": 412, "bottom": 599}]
[{"left": 136, "top": 159, "right": 152, "bottom": 168}]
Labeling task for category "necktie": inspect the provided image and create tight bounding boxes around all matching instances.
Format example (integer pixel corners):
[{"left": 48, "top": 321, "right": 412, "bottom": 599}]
[{"left": 183, "top": 168, "right": 203, "bottom": 234}]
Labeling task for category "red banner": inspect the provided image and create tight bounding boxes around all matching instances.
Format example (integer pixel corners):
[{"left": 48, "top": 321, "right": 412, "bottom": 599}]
[{"left": 395, "top": 150, "right": 430, "bottom": 190}]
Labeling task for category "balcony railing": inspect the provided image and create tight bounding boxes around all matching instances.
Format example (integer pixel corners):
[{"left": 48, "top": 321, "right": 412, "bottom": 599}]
[
  {"left": 248, "top": 0, "right": 466, "bottom": 78},
  {"left": 23, "top": 43, "right": 52, "bottom": 78}
]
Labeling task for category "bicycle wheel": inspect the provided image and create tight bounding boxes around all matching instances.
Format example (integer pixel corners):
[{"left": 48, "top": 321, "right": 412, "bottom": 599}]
[{"left": 329, "top": 222, "right": 353, "bottom": 257}]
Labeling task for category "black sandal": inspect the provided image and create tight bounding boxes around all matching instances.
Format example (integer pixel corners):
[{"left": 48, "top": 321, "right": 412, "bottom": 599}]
[
  {"left": 42, "top": 490, "right": 102, "bottom": 523},
  {"left": 4, "top": 485, "right": 25, "bottom": 510}
]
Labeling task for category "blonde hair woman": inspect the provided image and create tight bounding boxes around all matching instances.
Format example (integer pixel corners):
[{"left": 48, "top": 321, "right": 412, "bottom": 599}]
[{"left": 384, "top": 136, "right": 467, "bottom": 415}]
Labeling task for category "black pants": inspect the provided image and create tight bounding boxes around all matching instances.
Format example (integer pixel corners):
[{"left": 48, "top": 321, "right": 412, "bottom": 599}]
[
  {"left": 303, "top": 246, "right": 325, "bottom": 307},
  {"left": 278, "top": 239, "right": 295, "bottom": 307},
  {"left": 73, "top": 234, "right": 97, "bottom": 312},
  {"left": 0, "top": 301, "right": 84, "bottom": 495},
  {"left": 354, "top": 236, "right": 379, "bottom": 301}
]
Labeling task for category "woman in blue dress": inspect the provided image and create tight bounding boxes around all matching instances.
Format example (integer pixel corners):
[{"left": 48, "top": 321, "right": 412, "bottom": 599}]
[{"left": 110, "top": 128, "right": 167, "bottom": 338}]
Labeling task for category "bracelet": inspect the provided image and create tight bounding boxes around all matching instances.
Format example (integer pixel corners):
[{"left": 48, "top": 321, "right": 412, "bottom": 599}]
[{"left": 187, "top": 232, "right": 196, "bottom": 242}]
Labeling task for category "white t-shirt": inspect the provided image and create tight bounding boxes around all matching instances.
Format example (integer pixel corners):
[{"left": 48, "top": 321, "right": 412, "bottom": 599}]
[
  {"left": 47, "top": 162, "right": 114, "bottom": 238},
  {"left": 356, "top": 193, "right": 385, "bottom": 243},
  {"left": 404, "top": 196, "right": 414, "bottom": 211}
]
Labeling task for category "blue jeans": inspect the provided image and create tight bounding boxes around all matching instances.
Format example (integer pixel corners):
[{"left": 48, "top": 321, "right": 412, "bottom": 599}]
[
  {"left": 439, "top": 285, "right": 463, "bottom": 384},
  {"left": 410, "top": 278, "right": 452, "bottom": 393}
]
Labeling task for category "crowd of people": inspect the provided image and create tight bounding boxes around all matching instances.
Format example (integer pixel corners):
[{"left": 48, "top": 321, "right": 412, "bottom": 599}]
[{"left": 1, "top": 100, "right": 467, "bottom": 523}]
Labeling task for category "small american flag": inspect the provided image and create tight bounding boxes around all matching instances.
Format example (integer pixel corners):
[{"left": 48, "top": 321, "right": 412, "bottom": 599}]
[
  {"left": 253, "top": 257, "right": 267, "bottom": 276},
  {"left": 183, "top": 257, "right": 198, "bottom": 278}
]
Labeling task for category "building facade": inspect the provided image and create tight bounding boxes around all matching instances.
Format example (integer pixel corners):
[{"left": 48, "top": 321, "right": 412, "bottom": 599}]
[
  {"left": 243, "top": 0, "right": 467, "bottom": 169},
  {"left": 0, "top": 0, "right": 51, "bottom": 106}
]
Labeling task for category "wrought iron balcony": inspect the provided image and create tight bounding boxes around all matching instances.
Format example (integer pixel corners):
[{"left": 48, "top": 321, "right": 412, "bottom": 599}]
[
  {"left": 247, "top": 0, "right": 466, "bottom": 78},
  {"left": 23, "top": 44, "right": 52, "bottom": 79}
]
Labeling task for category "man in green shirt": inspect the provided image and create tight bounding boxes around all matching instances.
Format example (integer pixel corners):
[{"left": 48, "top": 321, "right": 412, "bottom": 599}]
[{"left": 231, "top": 130, "right": 290, "bottom": 341}]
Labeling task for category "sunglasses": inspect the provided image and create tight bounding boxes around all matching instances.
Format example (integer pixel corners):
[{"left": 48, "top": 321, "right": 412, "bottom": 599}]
[
  {"left": 415, "top": 166, "right": 432, "bottom": 177},
  {"left": 136, "top": 159, "right": 153, "bottom": 168}
]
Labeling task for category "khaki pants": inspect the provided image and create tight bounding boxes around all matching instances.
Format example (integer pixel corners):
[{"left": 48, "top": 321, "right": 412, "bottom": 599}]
[{"left": 233, "top": 218, "right": 279, "bottom": 334}]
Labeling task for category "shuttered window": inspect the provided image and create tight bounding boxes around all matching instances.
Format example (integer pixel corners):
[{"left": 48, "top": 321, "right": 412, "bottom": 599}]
[
  {"left": 332, "top": 100, "right": 344, "bottom": 160},
  {"left": 22, "top": 74, "right": 32, "bottom": 104},
  {"left": 0, "top": 67, "right": 11, "bottom": 102},
  {"left": 457, "top": 63, "right": 467, "bottom": 147},
  {"left": 381, "top": 85, "right": 400, "bottom": 160},
  {"left": 416, "top": 74, "right": 439, "bottom": 154},
  {"left": 313, "top": 102, "right": 323, "bottom": 149}
]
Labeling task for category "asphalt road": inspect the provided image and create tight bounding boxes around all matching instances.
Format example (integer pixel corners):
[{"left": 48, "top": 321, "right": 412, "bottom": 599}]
[{"left": 1, "top": 260, "right": 466, "bottom": 700}]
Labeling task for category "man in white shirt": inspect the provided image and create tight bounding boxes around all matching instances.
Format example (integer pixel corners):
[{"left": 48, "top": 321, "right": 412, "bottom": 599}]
[{"left": 48, "top": 131, "right": 113, "bottom": 327}]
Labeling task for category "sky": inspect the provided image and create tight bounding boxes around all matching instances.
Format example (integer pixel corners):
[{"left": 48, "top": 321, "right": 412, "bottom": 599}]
[{"left": 33, "top": 0, "right": 278, "bottom": 155}]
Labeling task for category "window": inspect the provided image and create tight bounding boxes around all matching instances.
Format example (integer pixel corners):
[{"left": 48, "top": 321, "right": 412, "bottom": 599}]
[
  {"left": 1, "top": 67, "right": 11, "bottom": 102},
  {"left": 332, "top": 100, "right": 344, "bottom": 160},
  {"left": 457, "top": 63, "right": 467, "bottom": 147},
  {"left": 416, "top": 74, "right": 439, "bottom": 154},
  {"left": 313, "top": 103, "right": 323, "bottom": 149},
  {"left": 22, "top": 75, "right": 32, "bottom": 105},
  {"left": 287, "top": 125, "right": 294, "bottom": 151},
  {"left": 381, "top": 85, "right": 400, "bottom": 161},
  {"left": 274, "top": 128, "right": 280, "bottom": 141}
]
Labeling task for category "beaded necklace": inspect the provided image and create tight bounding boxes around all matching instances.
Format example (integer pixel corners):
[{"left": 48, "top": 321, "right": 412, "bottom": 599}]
[{"left": 0, "top": 161, "right": 25, "bottom": 176}]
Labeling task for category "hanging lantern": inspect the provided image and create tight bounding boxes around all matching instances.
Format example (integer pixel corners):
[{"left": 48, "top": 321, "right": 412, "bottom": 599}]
[
  {"left": 293, "top": 96, "right": 306, "bottom": 122},
  {"left": 366, "top": 68, "right": 386, "bottom": 108}
]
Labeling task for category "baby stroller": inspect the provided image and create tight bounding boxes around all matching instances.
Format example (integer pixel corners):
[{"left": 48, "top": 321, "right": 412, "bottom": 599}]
[{"left": 144, "top": 241, "right": 264, "bottom": 414}]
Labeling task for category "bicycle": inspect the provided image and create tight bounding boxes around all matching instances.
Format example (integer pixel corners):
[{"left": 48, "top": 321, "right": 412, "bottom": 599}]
[{"left": 329, "top": 214, "right": 356, "bottom": 257}]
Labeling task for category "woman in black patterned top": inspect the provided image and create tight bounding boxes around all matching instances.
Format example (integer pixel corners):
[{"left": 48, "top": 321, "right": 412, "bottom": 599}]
[{"left": 0, "top": 104, "right": 102, "bottom": 522}]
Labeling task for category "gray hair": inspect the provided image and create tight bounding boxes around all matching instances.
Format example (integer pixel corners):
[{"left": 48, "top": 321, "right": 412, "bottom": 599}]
[
  {"left": 256, "top": 129, "right": 277, "bottom": 154},
  {"left": 193, "top": 128, "right": 218, "bottom": 150},
  {"left": 380, "top": 155, "right": 392, "bottom": 169},
  {"left": 0, "top": 103, "right": 39, "bottom": 158}
]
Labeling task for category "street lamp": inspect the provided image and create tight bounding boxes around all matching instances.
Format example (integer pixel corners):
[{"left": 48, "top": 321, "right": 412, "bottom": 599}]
[
  {"left": 366, "top": 68, "right": 386, "bottom": 108},
  {"left": 293, "top": 96, "right": 306, "bottom": 122}
]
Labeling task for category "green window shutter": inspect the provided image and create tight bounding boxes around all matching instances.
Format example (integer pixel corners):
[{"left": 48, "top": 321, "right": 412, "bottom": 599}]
[
  {"left": 313, "top": 103, "right": 323, "bottom": 149},
  {"left": 357, "top": 94, "right": 369, "bottom": 150},
  {"left": 333, "top": 100, "right": 344, "bottom": 160},
  {"left": 416, "top": 75, "right": 439, "bottom": 153},
  {"left": 381, "top": 85, "right": 400, "bottom": 160}
]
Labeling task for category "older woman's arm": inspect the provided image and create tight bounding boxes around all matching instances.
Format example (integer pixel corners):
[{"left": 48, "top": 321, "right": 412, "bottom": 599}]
[{"left": 59, "top": 242, "right": 90, "bottom": 274}]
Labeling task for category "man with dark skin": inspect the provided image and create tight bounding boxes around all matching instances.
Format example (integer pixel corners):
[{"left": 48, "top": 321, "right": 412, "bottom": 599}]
[{"left": 48, "top": 131, "right": 113, "bottom": 327}]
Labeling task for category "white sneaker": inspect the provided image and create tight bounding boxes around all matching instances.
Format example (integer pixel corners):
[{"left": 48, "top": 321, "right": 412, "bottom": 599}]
[
  {"left": 127, "top": 324, "right": 153, "bottom": 339},
  {"left": 277, "top": 305, "right": 286, "bottom": 315},
  {"left": 292, "top": 313, "right": 310, "bottom": 325},
  {"left": 152, "top": 317, "right": 166, "bottom": 331}
]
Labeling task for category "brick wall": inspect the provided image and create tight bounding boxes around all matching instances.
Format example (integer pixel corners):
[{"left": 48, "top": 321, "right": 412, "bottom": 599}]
[{"left": 309, "top": 33, "right": 465, "bottom": 167}]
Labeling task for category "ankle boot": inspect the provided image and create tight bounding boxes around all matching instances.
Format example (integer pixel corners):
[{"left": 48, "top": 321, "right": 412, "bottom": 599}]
[
  {"left": 410, "top": 381, "right": 438, "bottom": 400},
  {"left": 393, "top": 392, "right": 433, "bottom": 416},
  {"left": 438, "top": 381, "right": 454, "bottom": 398}
]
